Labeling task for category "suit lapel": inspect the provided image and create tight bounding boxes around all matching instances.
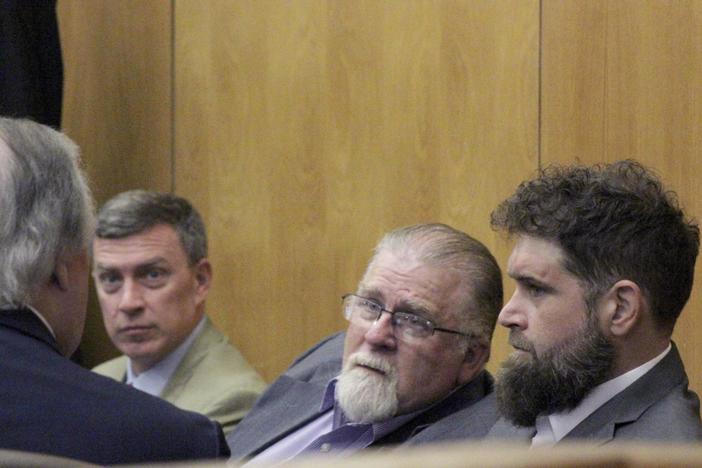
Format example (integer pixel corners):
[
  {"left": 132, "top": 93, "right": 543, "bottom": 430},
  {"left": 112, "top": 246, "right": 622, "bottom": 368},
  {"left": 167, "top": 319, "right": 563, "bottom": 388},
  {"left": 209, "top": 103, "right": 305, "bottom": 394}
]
[
  {"left": 260, "top": 375, "right": 330, "bottom": 437},
  {"left": 379, "top": 370, "right": 494, "bottom": 444},
  {"left": 228, "top": 359, "right": 340, "bottom": 456},
  {"left": 563, "top": 343, "right": 687, "bottom": 444},
  {"left": 160, "top": 318, "right": 218, "bottom": 402}
]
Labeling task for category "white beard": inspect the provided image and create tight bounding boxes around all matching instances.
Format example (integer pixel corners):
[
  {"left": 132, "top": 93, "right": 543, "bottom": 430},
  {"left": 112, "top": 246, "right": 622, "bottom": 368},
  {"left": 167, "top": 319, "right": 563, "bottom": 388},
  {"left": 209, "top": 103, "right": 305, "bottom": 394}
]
[{"left": 336, "top": 352, "right": 399, "bottom": 423}]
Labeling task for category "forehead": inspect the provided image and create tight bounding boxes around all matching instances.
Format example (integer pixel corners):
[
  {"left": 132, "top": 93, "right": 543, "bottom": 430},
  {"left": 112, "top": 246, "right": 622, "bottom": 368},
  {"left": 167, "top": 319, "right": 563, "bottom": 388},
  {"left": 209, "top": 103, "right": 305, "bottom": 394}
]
[
  {"left": 507, "top": 236, "right": 568, "bottom": 281},
  {"left": 93, "top": 224, "right": 187, "bottom": 267},
  {"left": 359, "top": 252, "right": 464, "bottom": 317}
]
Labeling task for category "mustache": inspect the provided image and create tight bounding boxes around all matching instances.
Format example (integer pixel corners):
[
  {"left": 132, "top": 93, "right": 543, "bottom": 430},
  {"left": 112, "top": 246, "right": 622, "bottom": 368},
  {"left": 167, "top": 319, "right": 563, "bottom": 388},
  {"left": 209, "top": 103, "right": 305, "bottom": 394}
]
[
  {"left": 508, "top": 330, "right": 535, "bottom": 354},
  {"left": 344, "top": 352, "right": 395, "bottom": 377}
]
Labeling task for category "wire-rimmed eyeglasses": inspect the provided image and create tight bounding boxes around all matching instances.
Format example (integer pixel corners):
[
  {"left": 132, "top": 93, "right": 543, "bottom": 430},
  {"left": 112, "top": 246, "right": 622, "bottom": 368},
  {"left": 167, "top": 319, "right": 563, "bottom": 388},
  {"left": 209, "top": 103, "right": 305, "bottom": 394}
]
[{"left": 341, "top": 293, "right": 475, "bottom": 341}]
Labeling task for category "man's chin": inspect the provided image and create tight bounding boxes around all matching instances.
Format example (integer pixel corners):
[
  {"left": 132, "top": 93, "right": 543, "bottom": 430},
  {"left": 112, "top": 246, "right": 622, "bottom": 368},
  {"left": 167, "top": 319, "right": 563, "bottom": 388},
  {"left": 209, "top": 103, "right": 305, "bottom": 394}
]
[
  {"left": 337, "top": 366, "right": 398, "bottom": 423},
  {"left": 497, "top": 320, "right": 616, "bottom": 427},
  {"left": 119, "top": 344, "right": 162, "bottom": 367}
]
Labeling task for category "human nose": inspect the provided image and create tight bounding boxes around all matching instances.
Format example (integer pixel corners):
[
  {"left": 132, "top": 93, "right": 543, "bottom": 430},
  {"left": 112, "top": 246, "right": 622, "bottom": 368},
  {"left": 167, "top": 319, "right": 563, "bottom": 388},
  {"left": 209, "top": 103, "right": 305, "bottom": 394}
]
[
  {"left": 117, "top": 280, "right": 145, "bottom": 315},
  {"left": 363, "top": 311, "right": 397, "bottom": 350},
  {"left": 497, "top": 289, "right": 527, "bottom": 330}
]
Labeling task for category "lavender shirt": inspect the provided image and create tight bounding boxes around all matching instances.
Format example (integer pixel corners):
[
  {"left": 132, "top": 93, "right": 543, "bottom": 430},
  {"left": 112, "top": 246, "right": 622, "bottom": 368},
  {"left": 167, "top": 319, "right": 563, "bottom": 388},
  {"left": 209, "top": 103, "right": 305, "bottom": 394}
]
[{"left": 249, "top": 379, "right": 418, "bottom": 464}]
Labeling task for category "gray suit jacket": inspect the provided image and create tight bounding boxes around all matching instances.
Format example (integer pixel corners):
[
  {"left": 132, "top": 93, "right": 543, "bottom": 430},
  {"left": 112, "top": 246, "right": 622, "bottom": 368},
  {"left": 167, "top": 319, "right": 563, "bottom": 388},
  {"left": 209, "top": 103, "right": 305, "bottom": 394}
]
[
  {"left": 487, "top": 343, "right": 702, "bottom": 444},
  {"left": 94, "top": 317, "right": 266, "bottom": 434},
  {"left": 226, "top": 332, "right": 495, "bottom": 460},
  {"left": 404, "top": 392, "right": 499, "bottom": 445}
]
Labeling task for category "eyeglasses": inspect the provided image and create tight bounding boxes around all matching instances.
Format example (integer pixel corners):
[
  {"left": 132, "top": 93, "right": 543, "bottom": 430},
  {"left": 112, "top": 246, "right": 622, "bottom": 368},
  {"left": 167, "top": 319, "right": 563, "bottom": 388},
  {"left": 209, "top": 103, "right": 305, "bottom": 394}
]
[{"left": 342, "top": 293, "right": 475, "bottom": 341}]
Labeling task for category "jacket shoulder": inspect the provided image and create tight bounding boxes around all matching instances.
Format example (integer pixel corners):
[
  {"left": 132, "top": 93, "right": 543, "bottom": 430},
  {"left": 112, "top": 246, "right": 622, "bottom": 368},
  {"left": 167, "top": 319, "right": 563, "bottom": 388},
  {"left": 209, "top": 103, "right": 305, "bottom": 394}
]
[
  {"left": 2, "top": 345, "right": 229, "bottom": 464},
  {"left": 164, "top": 321, "right": 267, "bottom": 433},
  {"left": 284, "top": 331, "right": 345, "bottom": 379},
  {"left": 614, "top": 381, "right": 702, "bottom": 442}
]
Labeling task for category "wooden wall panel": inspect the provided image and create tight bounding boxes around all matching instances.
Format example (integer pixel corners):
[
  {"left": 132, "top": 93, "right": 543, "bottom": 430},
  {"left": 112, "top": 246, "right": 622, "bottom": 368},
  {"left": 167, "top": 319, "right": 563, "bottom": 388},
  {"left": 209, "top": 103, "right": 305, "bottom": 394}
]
[
  {"left": 541, "top": 0, "right": 608, "bottom": 162},
  {"left": 58, "top": 0, "right": 173, "bottom": 366},
  {"left": 541, "top": 0, "right": 702, "bottom": 394},
  {"left": 57, "top": 0, "right": 702, "bottom": 406},
  {"left": 174, "top": 0, "right": 538, "bottom": 381}
]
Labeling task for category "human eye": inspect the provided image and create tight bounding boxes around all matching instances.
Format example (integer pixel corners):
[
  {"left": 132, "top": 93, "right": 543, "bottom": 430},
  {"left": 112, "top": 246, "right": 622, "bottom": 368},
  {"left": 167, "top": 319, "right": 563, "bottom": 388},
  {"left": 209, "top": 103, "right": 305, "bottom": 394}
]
[
  {"left": 140, "top": 267, "right": 169, "bottom": 287},
  {"left": 394, "top": 312, "right": 433, "bottom": 338},
  {"left": 524, "top": 281, "right": 547, "bottom": 298},
  {"left": 96, "top": 271, "right": 122, "bottom": 293},
  {"left": 357, "top": 297, "right": 382, "bottom": 320}
]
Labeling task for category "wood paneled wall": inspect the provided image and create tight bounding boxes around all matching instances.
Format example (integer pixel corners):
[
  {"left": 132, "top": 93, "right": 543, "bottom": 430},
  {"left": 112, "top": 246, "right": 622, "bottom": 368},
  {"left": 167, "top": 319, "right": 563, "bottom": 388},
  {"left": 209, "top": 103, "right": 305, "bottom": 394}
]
[
  {"left": 541, "top": 0, "right": 702, "bottom": 386},
  {"left": 173, "top": 0, "right": 537, "bottom": 379},
  {"left": 59, "top": 0, "right": 702, "bottom": 397},
  {"left": 58, "top": 0, "right": 173, "bottom": 365}
]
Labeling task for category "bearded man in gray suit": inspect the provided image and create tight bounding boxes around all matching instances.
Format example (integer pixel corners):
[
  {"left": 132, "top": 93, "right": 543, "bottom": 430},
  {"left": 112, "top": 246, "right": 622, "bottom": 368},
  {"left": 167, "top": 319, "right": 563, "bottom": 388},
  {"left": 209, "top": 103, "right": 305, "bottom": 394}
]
[{"left": 413, "top": 160, "right": 702, "bottom": 446}]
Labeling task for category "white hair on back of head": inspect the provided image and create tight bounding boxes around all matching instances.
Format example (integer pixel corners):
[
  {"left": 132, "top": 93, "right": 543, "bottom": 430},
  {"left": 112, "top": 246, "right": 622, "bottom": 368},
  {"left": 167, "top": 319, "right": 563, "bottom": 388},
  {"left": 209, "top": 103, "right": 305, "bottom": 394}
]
[{"left": 0, "top": 118, "right": 94, "bottom": 306}]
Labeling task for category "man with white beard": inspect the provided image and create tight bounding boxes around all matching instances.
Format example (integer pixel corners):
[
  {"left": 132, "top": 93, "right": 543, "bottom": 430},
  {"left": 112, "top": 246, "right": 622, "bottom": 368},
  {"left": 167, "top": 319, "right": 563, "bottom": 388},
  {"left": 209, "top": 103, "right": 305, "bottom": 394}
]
[{"left": 226, "top": 223, "right": 503, "bottom": 461}]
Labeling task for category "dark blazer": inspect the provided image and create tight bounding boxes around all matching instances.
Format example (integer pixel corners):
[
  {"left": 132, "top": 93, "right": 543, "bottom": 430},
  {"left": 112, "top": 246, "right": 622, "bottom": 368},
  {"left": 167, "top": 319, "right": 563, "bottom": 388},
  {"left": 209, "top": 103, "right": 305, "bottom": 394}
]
[
  {"left": 486, "top": 342, "right": 702, "bottom": 444},
  {"left": 0, "top": 309, "right": 230, "bottom": 465},
  {"left": 227, "top": 332, "right": 495, "bottom": 460}
]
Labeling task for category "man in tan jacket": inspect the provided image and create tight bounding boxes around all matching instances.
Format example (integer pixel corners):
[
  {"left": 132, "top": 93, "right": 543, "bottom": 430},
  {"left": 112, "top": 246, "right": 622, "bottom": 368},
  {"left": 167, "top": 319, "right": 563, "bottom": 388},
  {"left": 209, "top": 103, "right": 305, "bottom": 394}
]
[{"left": 92, "top": 190, "right": 265, "bottom": 434}]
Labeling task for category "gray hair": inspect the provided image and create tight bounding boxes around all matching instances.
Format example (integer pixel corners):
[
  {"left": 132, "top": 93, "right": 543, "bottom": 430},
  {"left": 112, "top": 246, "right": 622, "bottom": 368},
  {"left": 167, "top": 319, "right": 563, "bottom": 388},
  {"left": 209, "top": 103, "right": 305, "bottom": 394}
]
[
  {"left": 0, "top": 117, "right": 95, "bottom": 305},
  {"left": 366, "top": 223, "right": 503, "bottom": 345},
  {"left": 95, "top": 190, "right": 207, "bottom": 265}
]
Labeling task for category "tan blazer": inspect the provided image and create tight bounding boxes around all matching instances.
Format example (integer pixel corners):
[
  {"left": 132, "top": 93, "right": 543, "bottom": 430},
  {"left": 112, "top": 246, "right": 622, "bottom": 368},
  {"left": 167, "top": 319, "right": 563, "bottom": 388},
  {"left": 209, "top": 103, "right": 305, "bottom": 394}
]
[{"left": 93, "top": 317, "right": 266, "bottom": 435}]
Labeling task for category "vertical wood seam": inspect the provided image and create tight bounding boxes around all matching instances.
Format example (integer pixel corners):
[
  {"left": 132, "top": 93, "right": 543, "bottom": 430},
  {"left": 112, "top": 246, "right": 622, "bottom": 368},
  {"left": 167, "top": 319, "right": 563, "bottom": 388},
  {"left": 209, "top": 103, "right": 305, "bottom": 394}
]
[
  {"left": 538, "top": 0, "right": 543, "bottom": 170},
  {"left": 602, "top": 2, "right": 609, "bottom": 162},
  {"left": 170, "top": 0, "right": 176, "bottom": 193}
]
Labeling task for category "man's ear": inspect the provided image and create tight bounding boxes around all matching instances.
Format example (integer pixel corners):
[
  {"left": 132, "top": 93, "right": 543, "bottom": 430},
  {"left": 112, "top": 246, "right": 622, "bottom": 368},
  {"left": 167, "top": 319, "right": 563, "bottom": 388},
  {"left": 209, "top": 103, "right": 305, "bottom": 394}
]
[
  {"left": 50, "top": 259, "right": 70, "bottom": 292},
  {"left": 193, "top": 258, "right": 212, "bottom": 303},
  {"left": 457, "top": 342, "right": 489, "bottom": 385},
  {"left": 600, "top": 280, "right": 644, "bottom": 337}
]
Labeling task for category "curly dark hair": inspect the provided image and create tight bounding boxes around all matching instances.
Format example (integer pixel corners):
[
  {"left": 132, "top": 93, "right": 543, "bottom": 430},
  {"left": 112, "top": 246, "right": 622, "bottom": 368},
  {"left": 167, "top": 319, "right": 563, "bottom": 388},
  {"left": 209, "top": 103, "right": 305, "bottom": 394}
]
[{"left": 491, "top": 160, "right": 699, "bottom": 330}]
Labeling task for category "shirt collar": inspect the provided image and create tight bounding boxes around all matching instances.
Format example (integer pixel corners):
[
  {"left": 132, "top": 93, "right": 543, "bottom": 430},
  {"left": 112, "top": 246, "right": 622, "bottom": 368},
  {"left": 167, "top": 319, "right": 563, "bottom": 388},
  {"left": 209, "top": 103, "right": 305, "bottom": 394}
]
[
  {"left": 126, "top": 316, "right": 206, "bottom": 396},
  {"left": 537, "top": 343, "right": 672, "bottom": 444}
]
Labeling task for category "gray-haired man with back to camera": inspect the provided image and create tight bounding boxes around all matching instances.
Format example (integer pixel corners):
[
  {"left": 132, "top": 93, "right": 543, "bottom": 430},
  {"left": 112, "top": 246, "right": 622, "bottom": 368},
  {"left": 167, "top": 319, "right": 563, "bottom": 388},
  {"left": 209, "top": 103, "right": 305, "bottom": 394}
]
[
  {"left": 0, "top": 117, "right": 229, "bottom": 464},
  {"left": 227, "top": 223, "right": 503, "bottom": 462}
]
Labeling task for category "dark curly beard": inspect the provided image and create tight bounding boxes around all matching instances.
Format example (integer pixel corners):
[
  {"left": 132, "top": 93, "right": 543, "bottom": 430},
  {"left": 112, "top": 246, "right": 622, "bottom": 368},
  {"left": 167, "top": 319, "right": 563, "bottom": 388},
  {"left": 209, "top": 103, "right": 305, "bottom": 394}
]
[{"left": 495, "top": 314, "right": 616, "bottom": 427}]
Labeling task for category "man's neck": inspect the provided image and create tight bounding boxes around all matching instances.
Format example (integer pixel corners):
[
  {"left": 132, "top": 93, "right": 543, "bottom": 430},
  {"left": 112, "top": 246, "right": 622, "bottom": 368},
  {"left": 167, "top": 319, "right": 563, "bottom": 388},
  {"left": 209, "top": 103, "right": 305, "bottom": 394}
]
[
  {"left": 126, "top": 316, "right": 206, "bottom": 395},
  {"left": 13, "top": 303, "right": 57, "bottom": 340},
  {"left": 608, "top": 333, "right": 670, "bottom": 379}
]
